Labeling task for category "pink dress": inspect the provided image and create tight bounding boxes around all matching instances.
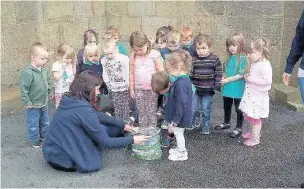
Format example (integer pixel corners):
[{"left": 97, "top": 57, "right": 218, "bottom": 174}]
[{"left": 239, "top": 59, "right": 272, "bottom": 119}]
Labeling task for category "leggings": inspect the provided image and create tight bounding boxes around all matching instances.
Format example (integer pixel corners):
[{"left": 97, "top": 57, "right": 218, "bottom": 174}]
[{"left": 223, "top": 97, "right": 244, "bottom": 129}]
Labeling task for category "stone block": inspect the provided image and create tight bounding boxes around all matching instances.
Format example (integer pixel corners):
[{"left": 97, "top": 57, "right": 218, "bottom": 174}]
[
  {"left": 156, "top": 2, "right": 178, "bottom": 17},
  {"left": 286, "top": 101, "right": 304, "bottom": 112},
  {"left": 284, "top": 2, "right": 304, "bottom": 19},
  {"left": 179, "top": 15, "right": 212, "bottom": 36},
  {"left": 1, "top": 1, "right": 16, "bottom": 23},
  {"left": 61, "top": 20, "right": 89, "bottom": 51},
  {"left": 107, "top": 17, "right": 142, "bottom": 41},
  {"left": 92, "top": 1, "right": 105, "bottom": 16},
  {"left": 45, "top": 1, "right": 74, "bottom": 20},
  {"left": 270, "top": 46, "right": 282, "bottom": 83},
  {"left": 227, "top": 2, "right": 284, "bottom": 16},
  {"left": 128, "top": 1, "right": 155, "bottom": 17},
  {"left": 226, "top": 16, "right": 260, "bottom": 39},
  {"left": 177, "top": 1, "right": 196, "bottom": 16},
  {"left": 142, "top": 17, "right": 178, "bottom": 39},
  {"left": 260, "top": 17, "right": 283, "bottom": 46},
  {"left": 273, "top": 83, "right": 302, "bottom": 103},
  {"left": 105, "top": 1, "right": 128, "bottom": 17},
  {"left": 282, "top": 18, "right": 299, "bottom": 49},
  {"left": 212, "top": 16, "right": 227, "bottom": 39},
  {"left": 15, "top": 1, "right": 43, "bottom": 22},
  {"left": 73, "top": 1, "right": 93, "bottom": 18},
  {"left": 212, "top": 38, "right": 227, "bottom": 63},
  {"left": 36, "top": 22, "right": 61, "bottom": 50},
  {"left": 195, "top": 1, "right": 226, "bottom": 16},
  {"left": 88, "top": 17, "right": 107, "bottom": 40}
]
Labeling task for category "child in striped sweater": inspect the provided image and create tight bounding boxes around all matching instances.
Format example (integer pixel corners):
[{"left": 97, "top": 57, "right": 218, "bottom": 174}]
[{"left": 190, "top": 34, "right": 222, "bottom": 134}]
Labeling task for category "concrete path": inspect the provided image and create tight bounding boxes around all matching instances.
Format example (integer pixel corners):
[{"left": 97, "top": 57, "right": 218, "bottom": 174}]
[{"left": 1, "top": 94, "right": 304, "bottom": 188}]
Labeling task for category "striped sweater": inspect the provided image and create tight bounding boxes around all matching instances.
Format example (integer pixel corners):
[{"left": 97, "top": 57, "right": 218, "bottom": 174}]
[{"left": 190, "top": 53, "right": 222, "bottom": 96}]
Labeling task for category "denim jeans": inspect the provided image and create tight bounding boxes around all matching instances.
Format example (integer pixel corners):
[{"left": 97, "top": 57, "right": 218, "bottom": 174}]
[
  {"left": 25, "top": 107, "right": 49, "bottom": 144},
  {"left": 298, "top": 77, "right": 304, "bottom": 104},
  {"left": 192, "top": 93, "right": 213, "bottom": 131}
]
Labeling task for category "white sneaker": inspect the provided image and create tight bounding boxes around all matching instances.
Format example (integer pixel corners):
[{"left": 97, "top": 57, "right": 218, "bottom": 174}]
[
  {"left": 168, "top": 150, "right": 188, "bottom": 161},
  {"left": 169, "top": 148, "right": 188, "bottom": 156}
]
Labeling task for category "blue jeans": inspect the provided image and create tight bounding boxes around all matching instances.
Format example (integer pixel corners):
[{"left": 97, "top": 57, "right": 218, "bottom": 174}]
[
  {"left": 25, "top": 107, "right": 49, "bottom": 144},
  {"left": 192, "top": 93, "right": 213, "bottom": 131},
  {"left": 298, "top": 77, "right": 304, "bottom": 104}
]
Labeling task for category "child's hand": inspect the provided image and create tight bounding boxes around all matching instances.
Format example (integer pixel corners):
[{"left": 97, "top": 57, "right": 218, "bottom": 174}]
[
  {"left": 49, "top": 94, "right": 54, "bottom": 100},
  {"left": 221, "top": 78, "right": 231, "bottom": 85},
  {"left": 130, "top": 90, "right": 135, "bottom": 98},
  {"left": 244, "top": 74, "right": 250, "bottom": 82},
  {"left": 25, "top": 105, "right": 33, "bottom": 109},
  {"left": 168, "top": 123, "right": 176, "bottom": 134}
]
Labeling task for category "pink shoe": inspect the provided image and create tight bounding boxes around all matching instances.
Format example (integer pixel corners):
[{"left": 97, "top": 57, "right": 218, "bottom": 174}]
[
  {"left": 242, "top": 132, "right": 252, "bottom": 139},
  {"left": 243, "top": 139, "right": 260, "bottom": 146}
]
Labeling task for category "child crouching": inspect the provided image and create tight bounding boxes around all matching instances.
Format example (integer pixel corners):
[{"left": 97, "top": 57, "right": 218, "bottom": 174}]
[{"left": 151, "top": 51, "right": 193, "bottom": 161}]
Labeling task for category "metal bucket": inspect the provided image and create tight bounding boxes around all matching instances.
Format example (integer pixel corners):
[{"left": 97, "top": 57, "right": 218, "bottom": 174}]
[{"left": 132, "top": 127, "right": 162, "bottom": 160}]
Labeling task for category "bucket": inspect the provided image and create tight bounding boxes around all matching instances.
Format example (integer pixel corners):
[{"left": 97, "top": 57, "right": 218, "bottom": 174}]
[{"left": 132, "top": 127, "right": 162, "bottom": 160}]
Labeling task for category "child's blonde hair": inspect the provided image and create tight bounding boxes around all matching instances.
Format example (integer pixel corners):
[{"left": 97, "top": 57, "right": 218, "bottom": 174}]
[
  {"left": 83, "top": 43, "right": 101, "bottom": 61},
  {"left": 246, "top": 37, "right": 270, "bottom": 60},
  {"left": 30, "top": 42, "right": 47, "bottom": 56},
  {"left": 105, "top": 26, "right": 120, "bottom": 39},
  {"left": 167, "top": 30, "right": 181, "bottom": 44},
  {"left": 165, "top": 50, "right": 192, "bottom": 74},
  {"left": 151, "top": 71, "right": 170, "bottom": 93},
  {"left": 225, "top": 33, "right": 246, "bottom": 72},
  {"left": 129, "top": 31, "right": 152, "bottom": 55},
  {"left": 56, "top": 43, "right": 76, "bottom": 62},
  {"left": 244, "top": 37, "right": 270, "bottom": 73}
]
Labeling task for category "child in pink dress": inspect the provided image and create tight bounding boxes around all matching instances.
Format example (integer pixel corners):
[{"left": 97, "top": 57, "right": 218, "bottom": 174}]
[{"left": 239, "top": 37, "right": 272, "bottom": 146}]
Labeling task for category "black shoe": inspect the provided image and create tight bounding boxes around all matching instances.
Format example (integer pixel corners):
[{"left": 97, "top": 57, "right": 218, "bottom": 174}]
[
  {"left": 300, "top": 183, "right": 304, "bottom": 188},
  {"left": 215, "top": 123, "right": 231, "bottom": 130},
  {"left": 230, "top": 128, "right": 242, "bottom": 138}
]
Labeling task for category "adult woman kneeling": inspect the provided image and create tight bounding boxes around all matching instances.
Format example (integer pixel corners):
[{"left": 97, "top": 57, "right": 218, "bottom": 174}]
[{"left": 42, "top": 71, "right": 148, "bottom": 173}]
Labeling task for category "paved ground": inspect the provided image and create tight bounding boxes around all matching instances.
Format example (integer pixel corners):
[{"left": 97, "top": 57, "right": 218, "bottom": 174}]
[{"left": 2, "top": 94, "right": 304, "bottom": 188}]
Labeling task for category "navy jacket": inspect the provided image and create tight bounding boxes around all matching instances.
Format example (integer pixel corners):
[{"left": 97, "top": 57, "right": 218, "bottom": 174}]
[
  {"left": 42, "top": 95, "right": 133, "bottom": 173},
  {"left": 285, "top": 11, "right": 304, "bottom": 74},
  {"left": 164, "top": 76, "right": 193, "bottom": 128}
]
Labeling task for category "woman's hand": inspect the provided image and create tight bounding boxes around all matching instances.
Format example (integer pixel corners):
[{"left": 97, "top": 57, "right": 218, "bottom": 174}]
[
  {"left": 133, "top": 135, "right": 150, "bottom": 145},
  {"left": 283, "top": 72, "right": 291, "bottom": 86},
  {"left": 124, "top": 125, "right": 138, "bottom": 133}
]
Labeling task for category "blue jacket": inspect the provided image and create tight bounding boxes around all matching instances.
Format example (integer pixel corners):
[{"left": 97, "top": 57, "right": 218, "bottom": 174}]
[
  {"left": 285, "top": 11, "right": 304, "bottom": 74},
  {"left": 42, "top": 95, "right": 133, "bottom": 173},
  {"left": 164, "top": 76, "right": 193, "bottom": 128}
]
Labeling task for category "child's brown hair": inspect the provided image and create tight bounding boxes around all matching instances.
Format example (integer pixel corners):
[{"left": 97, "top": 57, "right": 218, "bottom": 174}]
[
  {"left": 105, "top": 26, "right": 120, "bottom": 39},
  {"left": 194, "top": 34, "right": 212, "bottom": 48},
  {"left": 83, "top": 30, "right": 98, "bottom": 46},
  {"left": 181, "top": 26, "right": 193, "bottom": 39},
  {"left": 129, "top": 31, "right": 152, "bottom": 55},
  {"left": 156, "top": 25, "right": 174, "bottom": 38},
  {"left": 56, "top": 43, "right": 76, "bottom": 61},
  {"left": 225, "top": 33, "right": 246, "bottom": 73},
  {"left": 30, "top": 42, "right": 47, "bottom": 56},
  {"left": 151, "top": 71, "right": 170, "bottom": 93}
]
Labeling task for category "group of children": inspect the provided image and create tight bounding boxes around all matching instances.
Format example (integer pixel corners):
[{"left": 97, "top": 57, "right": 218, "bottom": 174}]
[{"left": 20, "top": 25, "right": 273, "bottom": 161}]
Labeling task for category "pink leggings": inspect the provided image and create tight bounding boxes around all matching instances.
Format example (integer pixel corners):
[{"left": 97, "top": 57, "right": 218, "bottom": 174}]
[{"left": 244, "top": 114, "right": 262, "bottom": 125}]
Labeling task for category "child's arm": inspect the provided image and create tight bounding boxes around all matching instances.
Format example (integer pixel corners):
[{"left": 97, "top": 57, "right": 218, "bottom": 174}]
[
  {"left": 123, "top": 56, "right": 130, "bottom": 87},
  {"left": 20, "top": 70, "right": 33, "bottom": 108},
  {"left": 129, "top": 52, "right": 135, "bottom": 98},
  {"left": 154, "top": 53, "right": 164, "bottom": 72},
  {"left": 214, "top": 58, "right": 223, "bottom": 91},
  {"left": 221, "top": 56, "right": 246, "bottom": 84},
  {"left": 52, "top": 62, "right": 65, "bottom": 81},
  {"left": 47, "top": 70, "right": 53, "bottom": 99},
  {"left": 247, "top": 63, "right": 272, "bottom": 86}
]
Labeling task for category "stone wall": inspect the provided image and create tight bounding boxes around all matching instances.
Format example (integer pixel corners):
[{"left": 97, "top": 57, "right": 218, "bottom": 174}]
[{"left": 1, "top": 1, "right": 304, "bottom": 96}]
